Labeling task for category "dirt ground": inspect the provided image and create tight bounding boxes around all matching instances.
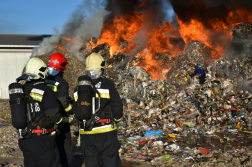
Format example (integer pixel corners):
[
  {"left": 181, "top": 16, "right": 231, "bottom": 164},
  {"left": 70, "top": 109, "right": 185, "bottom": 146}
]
[
  {"left": 0, "top": 135, "right": 148, "bottom": 167},
  {"left": 0, "top": 157, "right": 149, "bottom": 167},
  {"left": 0, "top": 99, "right": 149, "bottom": 167}
]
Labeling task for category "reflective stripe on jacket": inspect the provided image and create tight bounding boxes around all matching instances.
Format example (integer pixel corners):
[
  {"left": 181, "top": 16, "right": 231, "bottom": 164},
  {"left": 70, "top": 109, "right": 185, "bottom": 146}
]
[{"left": 46, "top": 75, "right": 73, "bottom": 120}]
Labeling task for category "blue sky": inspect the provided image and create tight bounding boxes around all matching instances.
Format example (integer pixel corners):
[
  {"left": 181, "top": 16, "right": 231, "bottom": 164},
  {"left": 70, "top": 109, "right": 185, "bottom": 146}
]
[
  {"left": 0, "top": 0, "right": 175, "bottom": 35},
  {"left": 0, "top": 0, "right": 96, "bottom": 35}
]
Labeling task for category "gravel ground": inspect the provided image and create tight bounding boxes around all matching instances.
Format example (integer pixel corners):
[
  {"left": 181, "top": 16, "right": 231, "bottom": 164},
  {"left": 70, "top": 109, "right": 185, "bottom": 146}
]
[
  {"left": 0, "top": 123, "right": 148, "bottom": 167},
  {"left": 1, "top": 122, "right": 252, "bottom": 167}
]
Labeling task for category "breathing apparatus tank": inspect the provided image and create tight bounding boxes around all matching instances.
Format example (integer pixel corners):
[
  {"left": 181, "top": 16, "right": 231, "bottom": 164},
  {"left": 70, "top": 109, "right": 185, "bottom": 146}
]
[
  {"left": 9, "top": 82, "right": 27, "bottom": 138},
  {"left": 76, "top": 75, "right": 94, "bottom": 121}
]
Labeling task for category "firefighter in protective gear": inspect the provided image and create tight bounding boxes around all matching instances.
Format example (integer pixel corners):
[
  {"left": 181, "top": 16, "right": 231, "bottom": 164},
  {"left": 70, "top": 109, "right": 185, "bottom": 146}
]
[
  {"left": 72, "top": 53, "right": 123, "bottom": 167},
  {"left": 46, "top": 52, "right": 73, "bottom": 167},
  {"left": 11, "top": 57, "right": 62, "bottom": 167}
]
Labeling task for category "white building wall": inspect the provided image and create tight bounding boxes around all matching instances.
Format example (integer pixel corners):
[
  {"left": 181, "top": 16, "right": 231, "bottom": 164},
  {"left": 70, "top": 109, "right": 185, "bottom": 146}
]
[{"left": 0, "top": 50, "right": 32, "bottom": 99}]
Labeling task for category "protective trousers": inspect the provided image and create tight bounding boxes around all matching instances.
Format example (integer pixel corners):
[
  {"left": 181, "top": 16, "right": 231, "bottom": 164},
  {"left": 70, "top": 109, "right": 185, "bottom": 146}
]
[
  {"left": 56, "top": 123, "right": 72, "bottom": 167},
  {"left": 80, "top": 130, "right": 122, "bottom": 167},
  {"left": 18, "top": 136, "right": 61, "bottom": 167}
]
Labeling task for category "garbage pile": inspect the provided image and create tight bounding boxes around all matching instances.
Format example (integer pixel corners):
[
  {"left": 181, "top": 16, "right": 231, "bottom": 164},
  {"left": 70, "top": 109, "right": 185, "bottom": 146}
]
[
  {"left": 99, "top": 22, "right": 252, "bottom": 166},
  {"left": 106, "top": 52, "right": 252, "bottom": 166},
  {"left": 1, "top": 22, "right": 252, "bottom": 166},
  {"left": 112, "top": 59, "right": 252, "bottom": 166}
]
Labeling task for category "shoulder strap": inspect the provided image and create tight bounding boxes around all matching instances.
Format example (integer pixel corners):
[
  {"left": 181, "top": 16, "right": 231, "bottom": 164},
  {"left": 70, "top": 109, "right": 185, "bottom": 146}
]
[
  {"left": 91, "top": 78, "right": 101, "bottom": 112},
  {"left": 22, "top": 82, "right": 47, "bottom": 138},
  {"left": 31, "top": 112, "right": 46, "bottom": 128},
  {"left": 9, "top": 97, "right": 27, "bottom": 105},
  {"left": 23, "top": 82, "right": 40, "bottom": 138}
]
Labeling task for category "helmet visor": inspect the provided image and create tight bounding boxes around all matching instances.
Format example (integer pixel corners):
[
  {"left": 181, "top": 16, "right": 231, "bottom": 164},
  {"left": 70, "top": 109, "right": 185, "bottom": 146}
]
[
  {"left": 16, "top": 73, "right": 38, "bottom": 82},
  {"left": 86, "top": 70, "right": 102, "bottom": 79},
  {"left": 47, "top": 67, "right": 60, "bottom": 76}
]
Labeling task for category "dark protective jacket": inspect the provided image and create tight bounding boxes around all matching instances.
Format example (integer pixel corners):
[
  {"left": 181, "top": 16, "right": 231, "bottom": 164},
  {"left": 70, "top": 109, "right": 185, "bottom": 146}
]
[
  {"left": 73, "top": 76, "right": 123, "bottom": 134},
  {"left": 46, "top": 75, "right": 73, "bottom": 123},
  {"left": 24, "top": 80, "right": 62, "bottom": 132}
]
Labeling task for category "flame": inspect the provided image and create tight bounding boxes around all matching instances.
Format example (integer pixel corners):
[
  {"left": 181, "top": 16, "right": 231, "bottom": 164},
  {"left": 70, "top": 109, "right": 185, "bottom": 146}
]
[
  {"left": 55, "top": 44, "right": 70, "bottom": 52},
  {"left": 96, "top": 12, "right": 144, "bottom": 56},
  {"left": 146, "top": 21, "right": 184, "bottom": 56},
  {"left": 161, "top": 68, "right": 171, "bottom": 81},
  {"left": 62, "top": 35, "right": 73, "bottom": 43},
  {"left": 60, "top": 6, "right": 252, "bottom": 81},
  {"left": 135, "top": 49, "right": 160, "bottom": 80},
  {"left": 137, "top": 21, "right": 182, "bottom": 80},
  {"left": 227, "top": 8, "right": 252, "bottom": 24},
  {"left": 97, "top": 12, "right": 184, "bottom": 80},
  {"left": 56, "top": 44, "right": 64, "bottom": 50},
  {"left": 55, "top": 35, "right": 72, "bottom": 51},
  {"left": 178, "top": 8, "right": 252, "bottom": 60},
  {"left": 96, "top": 7, "right": 252, "bottom": 80},
  {"left": 177, "top": 18, "right": 229, "bottom": 60}
]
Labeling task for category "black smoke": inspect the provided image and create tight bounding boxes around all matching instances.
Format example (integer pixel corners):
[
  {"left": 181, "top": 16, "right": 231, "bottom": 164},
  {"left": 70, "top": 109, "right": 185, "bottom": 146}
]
[
  {"left": 169, "top": 0, "right": 252, "bottom": 28},
  {"left": 103, "top": 0, "right": 169, "bottom": 25},
  {"left": 32, "top": 0, "right": 252, "bottom": 60},
  {"left": 103, "top": 0, "right": 252, "bottom": 29}
]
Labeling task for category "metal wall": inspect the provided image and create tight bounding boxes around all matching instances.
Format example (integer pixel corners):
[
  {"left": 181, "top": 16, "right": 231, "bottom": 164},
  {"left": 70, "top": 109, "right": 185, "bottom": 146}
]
[{"left": 0, "top": 50, "right": 31, "bottom": 99}]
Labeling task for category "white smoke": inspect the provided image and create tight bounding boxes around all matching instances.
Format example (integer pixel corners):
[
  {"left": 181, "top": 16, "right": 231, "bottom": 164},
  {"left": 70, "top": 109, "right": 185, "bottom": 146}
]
[
  {"left": 31, "top": 30, "right": 60, "bottom": 57},
  {"left": 31, "top": 0, "right": 109, "bottom": 59},
  {"left": 69, "top": 9, "right": 109, "bottom": 58}
]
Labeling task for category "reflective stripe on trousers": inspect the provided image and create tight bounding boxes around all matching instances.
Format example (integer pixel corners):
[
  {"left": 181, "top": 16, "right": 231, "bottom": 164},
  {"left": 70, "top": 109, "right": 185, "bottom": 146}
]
[{"left": 79, "top": 125, "right": 117, "bottom": 134}]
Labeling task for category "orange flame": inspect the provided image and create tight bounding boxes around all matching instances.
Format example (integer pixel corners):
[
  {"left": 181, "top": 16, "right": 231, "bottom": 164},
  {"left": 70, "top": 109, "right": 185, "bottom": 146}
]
[
  {"left": 177, "top": 18, "right": 229, "bottom": 60},
  {"left": 178, "top": 8, "right": 252, "bottom": 60},
  {"left": 55, "top": 35, "right": 73, "bottom": 51},
  {"left": 96, "top": 7, "right": 252, "bottom": 80},
  {"left": 58, "top": 6, "right": 252, "bottom": 81},
  {"left": 161, "top": 68, "right": 171, "bottom": 81},
  {"left": 56, "top": 44, "right": 64, "bottom": 50},
  {"left": 96, "top": 12, "right": 184, "bottom": 80},
  {"left": 62, "top": 35, "right": 73, "bottom": 43},
  {"left": 96, "top": 12, "right": 144, "bottom": 56},
  {"left": 56, "top": 44, "right": 70, "bottom": 52}
]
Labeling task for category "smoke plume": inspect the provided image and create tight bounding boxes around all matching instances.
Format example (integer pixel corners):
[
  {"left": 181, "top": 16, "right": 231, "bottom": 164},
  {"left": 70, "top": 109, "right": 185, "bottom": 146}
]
[
  {"left": 169, "top": 0, "right": 252, "bottom": 28},
  {"left": 31, "top": 0, "right": 108, "bottom": 58},
  {"left": 32, "top": 0, "right": 252, "bottom": 63}
]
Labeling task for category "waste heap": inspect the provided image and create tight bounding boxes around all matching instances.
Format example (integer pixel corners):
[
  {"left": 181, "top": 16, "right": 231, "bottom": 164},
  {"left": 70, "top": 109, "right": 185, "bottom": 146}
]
[
  {"left": 100, "top": 22, "right": 252, "bottom": 166},
  {"left": 1, "top": 22, "right": 252, "bottom": 166}
]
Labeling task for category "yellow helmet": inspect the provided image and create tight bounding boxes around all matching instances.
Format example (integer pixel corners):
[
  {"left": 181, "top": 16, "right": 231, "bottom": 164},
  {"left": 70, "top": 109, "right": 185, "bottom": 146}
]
[
  {"left": 85, "top": 53, "right": 105, "bottom": 72},
  {"left": 17, "top": 57, "right": 48, "bottom": 81},
  {"left": 25, "top": 57, "right": 48, "bottom": 79}
]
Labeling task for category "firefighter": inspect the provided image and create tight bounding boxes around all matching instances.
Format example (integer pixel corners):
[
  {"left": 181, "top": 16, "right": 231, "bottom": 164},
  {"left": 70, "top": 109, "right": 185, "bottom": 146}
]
[
  {"left": 9, "top": 57, "right": 62, "bottom": 167},
  {"left": 72, "top": 53, "right": 123, "bottom": 167},
  {"left": 46, "top": 52, "right": 73, "bottom": 167}
]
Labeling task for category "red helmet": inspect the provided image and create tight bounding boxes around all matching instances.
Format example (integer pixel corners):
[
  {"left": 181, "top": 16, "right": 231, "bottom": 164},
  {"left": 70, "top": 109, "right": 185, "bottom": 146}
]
[{"left": 47, "top": 52, "right": 68, "bottom": 72}]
